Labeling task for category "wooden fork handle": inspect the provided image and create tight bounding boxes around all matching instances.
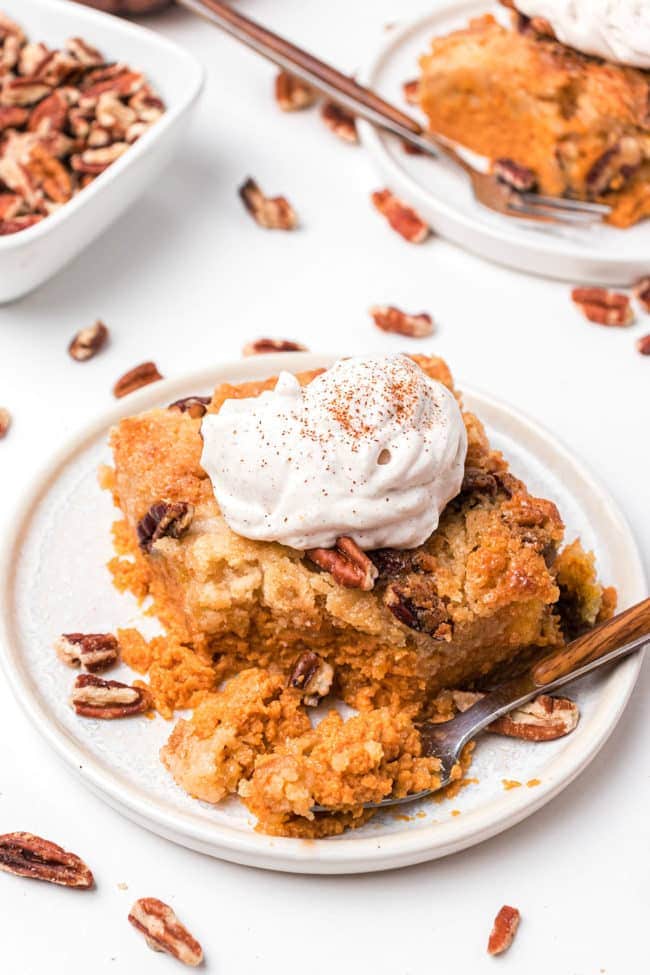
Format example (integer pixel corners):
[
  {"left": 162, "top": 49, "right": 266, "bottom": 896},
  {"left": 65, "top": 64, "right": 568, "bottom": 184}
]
[
  {"left": 533, "top": 597, "right": 650, "bottom": 686},
  {"left": 178, "top": 0, "right": 423, "bottom": 135}
]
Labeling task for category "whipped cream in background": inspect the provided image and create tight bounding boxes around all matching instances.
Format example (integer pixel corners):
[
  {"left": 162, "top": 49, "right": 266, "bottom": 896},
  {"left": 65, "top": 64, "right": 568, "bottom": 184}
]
[
  {"left": 200, "top": 355, "right": 468, "bottom": 551},
  {"left": 515, "top": 0, "right": 650, "bottom": 69}
]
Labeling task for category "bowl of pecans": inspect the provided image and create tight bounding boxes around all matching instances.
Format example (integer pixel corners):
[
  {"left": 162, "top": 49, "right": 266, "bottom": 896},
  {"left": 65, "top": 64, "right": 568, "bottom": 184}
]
[{"left": 0, "top": 0, "right": 203, "bottom": 302}]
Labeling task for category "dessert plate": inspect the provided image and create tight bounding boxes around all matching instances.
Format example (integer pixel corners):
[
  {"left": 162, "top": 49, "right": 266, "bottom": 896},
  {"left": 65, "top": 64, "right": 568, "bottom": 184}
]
[
  {"left": 358, "top": 0, "right": 650, "bottom": 285},
  {"left": 0, "top": 353, "right": 645, "bottom": 874}
]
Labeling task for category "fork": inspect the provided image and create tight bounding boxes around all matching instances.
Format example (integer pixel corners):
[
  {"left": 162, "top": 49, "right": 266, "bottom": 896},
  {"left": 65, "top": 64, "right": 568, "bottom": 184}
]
[
  {"left": 177, "top": 0, "right": 611, "bottom": 227},
  {"left": 312, "top": 596, "right": 650, "bottom": 813}
]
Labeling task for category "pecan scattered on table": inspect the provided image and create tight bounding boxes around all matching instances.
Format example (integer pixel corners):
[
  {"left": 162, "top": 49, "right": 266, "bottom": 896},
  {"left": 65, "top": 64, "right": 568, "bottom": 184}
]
[
  {"left": 0, "top": 832, "right": 93, "bottom": 888},
  {"left": 320, "top": 101, "right": 358, "bottom": 143},
  {"left": 571, "top": 287, "right": 634, "bottom": 327},
  {"left": 55, "top": 632, "right": 120, "bottom": 672},
  {"left": 633, "top": 275, "right": 650, "bottom": 313},
  {"left": 307, "top": 536, "right": 378, "bottom": 591},
  {"left": 137, "top": 500, "right": 194, "bottom": 552},
  {"left": 68, "top": 319, "right": 108, "bottom": 361},
  {"left": 371, "top": 188, "right": 430, "bottom": 243},
  {"left": 128, "top": 897, "right": 203, "bottom": 967},
  {"left": 113, "top": 361, "right": 163, "bottom": 398},
  {"left": 242, "top": 337, "right": 308, "bottom": 356},
  {"left": 274, "top": 69, "right": 317, "bottom": 112},
  {"left": 0, "top": 406, "right": 11, "bottom": 438},
  {"left": 71, "top": 674, "right": 152, "bottom": 718},
  {"left": 487, "top": 904, "right": 521, "bottom": 956},
  {"left": 239, "top": 177, "right": 298, "bottom": 230},
  {"left": 168, "top": 395, "right": 212, "bottom": 418},
  {"left": 288, "top": 651, "right": 334, "bottom": 706},
  {"left": 636, "top": 334, "right": 650, "bottom": 356},
  {"left": 370, "top": 305, "right": 433, "bottom": 338},
  {"left": 402, "top": 79, "right": 420, "bottom": 106},
  {"left": 452, "top": 690, "right": 579, "bottom": 741}
]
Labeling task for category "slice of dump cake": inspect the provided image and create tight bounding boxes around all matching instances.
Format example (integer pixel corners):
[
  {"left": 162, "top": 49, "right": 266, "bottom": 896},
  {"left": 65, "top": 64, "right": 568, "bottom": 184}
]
[
  {"left": 105, "top": 353, "right": 615, "bottom": 835},
  {"left": 417, "top": 12, "right": 650, "bottom": 228}
]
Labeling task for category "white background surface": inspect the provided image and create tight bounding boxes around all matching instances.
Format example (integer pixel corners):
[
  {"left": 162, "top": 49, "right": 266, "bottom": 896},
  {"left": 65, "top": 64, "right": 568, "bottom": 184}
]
[{"left": 0, "top": 1, "right": 648, "bottom": 972}]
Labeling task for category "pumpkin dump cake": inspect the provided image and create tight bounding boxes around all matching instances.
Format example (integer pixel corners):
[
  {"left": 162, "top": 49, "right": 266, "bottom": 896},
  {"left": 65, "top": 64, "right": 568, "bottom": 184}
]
[
  {"left": 417, "top": 8, "right": 650, "bottom": 228},
  {"left": 105, "top": 354, "right": 615, "bottom": 836}
]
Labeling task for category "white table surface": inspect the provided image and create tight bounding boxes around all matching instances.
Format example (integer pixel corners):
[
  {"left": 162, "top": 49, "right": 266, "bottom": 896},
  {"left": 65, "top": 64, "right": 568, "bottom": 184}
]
[{"left": 1, "top": 1, "right": 649, "bottom": 971}]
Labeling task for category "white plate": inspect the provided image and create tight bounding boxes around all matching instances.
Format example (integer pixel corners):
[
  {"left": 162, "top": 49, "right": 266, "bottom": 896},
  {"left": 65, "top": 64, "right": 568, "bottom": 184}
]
[
  {"left": 0, "top": 354, "right": 645, "bottom": 874},
  {"left": 358, "top": 0, "right": 650, "bottom": 285},
  {"left": 0, "top": 0, "right": 204, "bottom": 303}
]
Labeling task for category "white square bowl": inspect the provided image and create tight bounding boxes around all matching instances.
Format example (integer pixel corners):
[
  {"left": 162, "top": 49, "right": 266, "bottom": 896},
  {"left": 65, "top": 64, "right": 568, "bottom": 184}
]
[{"left": 0, "top": 0, "right": 204, "bottom": 303}]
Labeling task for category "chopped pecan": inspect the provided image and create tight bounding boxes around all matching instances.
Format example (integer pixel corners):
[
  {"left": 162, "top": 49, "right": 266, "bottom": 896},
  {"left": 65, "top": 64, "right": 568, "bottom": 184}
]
[
  {"left": 26, "top": 143, "right": 72, "bottom": 203},
  {"left": 70, "top": 141, "right": 129, "bottom": 174},
  {"left": 0, "top": 832, "right": 93, "bottom": 888},
  {"left": 129, "top": 898, "right": 203, "bottom": 967},
  {"left": 0, "top": 192, "right": 23, "bottom": 220},
  {"left": 136, "top": 500, "right": 194, "bottom": 552},
  {"left": 452, "top": 690, "right": 579, "bottom": 741},
  {"left": 274, "top": 70, "right": 317, "bottom": 111},
  {"left": 321, "top": 101, "right": 358, "bottom": 143},
  {"left": 370, "top": 305, "right": 433, "bottom": 338},
  {"left": 633, "top": 275, "right": 650, "bottom": 313},
  {"left": 28, "top": 90, "right": 69, "bottom": 135},
  {"left": 371, "top": 188, "right": 430, "bottom": 243},
  {"left": 307, "top": 536, "right": 378, "bottom": 591},
  {"left": 96, "top": 91, "right": 136, "bottom": 136},
  {"left": 0, "top": 406, "right": 11, "bottom": 438},
  {"left": 242, "top": 337, "right": 308, "bottom": 356},
  {"left": 71, "top": 674, "right": 152, "bottom": 719},
  {"left": 487, "top": 905, "right": 520, "bottom": 956},
  {"left": 83, "top": 67, "right": 144, "bottom": 100},
  {"left": 0, "top": 105, "right": 28, "bottom": 130},
  {"left": 113, "top": 361, "right": 163, "bottom": 398},
  {"left": 0, "top": 214, "right": 43, "bottom": 234},
  {"left": 402, "top": 79, "right": 420, "bottom": 105},
  {"left": 586, "top": 138, "right": 642, "bottom": 196},
  {"left": 288, "top": 651, "right": 334, "bottom": 706},
  {"left": 494, "top": 158, "right": 537, "bottom": 193},
  {"left": 460, "top": 467, "right": 499, "bottom": 498},
  {"left": 66, "top": 36, "right": 104, "bottom": 67},
  {"left": 55, "top": 632, "right": 120, "bottom": 672},
  {"left": 385, "top": 585, "right": 450, "bottom": 639},
  {"left": 571, "top": 287, "right": 634, "bottom": 327},
  {"left": 1, "top": 77, "right": 51, "bottom": 105},
  {"left": 637, "top": 334, "right": 650, "bottom": 356},
  {"left": 238, "top": 177, "right": 298, "bottom": 230},
  {"left": 168, "top": 395, "right": 211, "bottom": 418},
  {"left": 68, "top": 320, "right": 109, "bottom": 361}
]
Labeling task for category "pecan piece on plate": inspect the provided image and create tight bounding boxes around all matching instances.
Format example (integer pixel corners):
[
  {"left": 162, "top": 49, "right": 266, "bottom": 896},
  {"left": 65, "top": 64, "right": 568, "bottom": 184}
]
[
  {"left": 493, "top": 158, "right": 537, "bottom": 192},
  {"left": 637, "top": 334, "right": 650, "bottom": 356},
  {"left": 238, "top": 176, "right": 298, "bottom": 230},
  {"left": 129, "top": 898, "right": 203, "bottom": 967},
  {"left": 402, "top": 78, "right": 420, "bottom": 105},
  {"left": 452, "top": 690, "right": 579, "bottom": 741},
  {"left": 288, "top": 651, "right": 334, "bottom": 706},
  {"left": 0, "top": 832, "right": 93, "bottom": 888},
  {"left": 71, "top": 674, "right": 152, "bottom": 719},
  {"left": 274, "top": 69, "right": 317, "bottom": 111},
  {"left": 320, "top": 101, "right": 358, "bottom": 143},
  {"left": 371, "top": 188, "right": 430, "bottom": 243},
  {"left": 370, "top": 305, "right": 433, "bottom": 338},
  {"left": 0, "top": 406, "right": 11, "bottom": 439},
  {"left": 487, "top": 905, "right": 521, "bottom": 956},
  {"left": 167, "top": 395, "right": 212, "bottom": 418},
  {"left": 307, "top": 536, "right": 378, "bottom": 591},
  {"left": 113, "top": 361, "right": 163, "bottom": 398},
  {"left": 633, "top": 275, "right": 650, "bottom": 313},
  {"left": 55, "top": 632, "right": 120, "bottom": 672},
  {"left": 242, "top": 337, "right": 308, "bottom": 356},
  {"left": 137, "top": 500, "right": 194, "bottom": 553},
  {"left": 571, "top": 287, "right": 634, "bottom": 327},
  {"left": 68, "top": 320, "right": 109, "bottom": 361}
]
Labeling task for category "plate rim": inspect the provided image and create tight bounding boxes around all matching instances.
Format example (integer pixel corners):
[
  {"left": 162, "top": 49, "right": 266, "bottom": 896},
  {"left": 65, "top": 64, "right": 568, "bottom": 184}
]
[
  {"left": 0, "top": 353, "right": 646, "bottom": 874},
  {"left": 357, "top": 0, "right": 650, "bottom": 283}
]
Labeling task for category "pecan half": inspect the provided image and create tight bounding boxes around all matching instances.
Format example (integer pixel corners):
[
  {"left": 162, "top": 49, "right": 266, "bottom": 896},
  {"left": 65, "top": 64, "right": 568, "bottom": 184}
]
[
  {"left": 274, "top": 70, "right": 317, "bottom": 112},
  {"left": 242, "top": 337, "right": 308, "bottom": 356},
  {"left": 129, "top": 898, "right": 203, "bottom": 967},
  {"left": 137, "top": 500, "right": 194, "bottom": 552},
  {"left": 370, "top": 305, "right": 433, "bottom": 338},
  {"left": 168, "top": 395, "right": 211, "bottom": 418},
  {"left": 288, "top": 651, "right": 334, "bottom": 706},
  {"left": 487, "top": 905, "right": 520, "bottom": 956},
  {"left": 586, "top": 138, "right": 642, "bottom": 196},
  {"left": 66, "top": 36, "right": 104, "bottom": 67},
  {"left": 55, "top": 632, "right": 119, "bottom": 672},
  {"left": 307, "top": 536, "right": 378, "bottom": 591},
  {"left": 0, "top": 406, "right": 11, "bottom": 439},
  {"left": 71, "top": 142, "right": 129, "bottom": 174},
  {"left": 1, "top": 77, "right": 52, "bottom": 106},
  {"left": 571, "top": 287, "right": 634, "bottom": 327},
  {"left": 0, "top": 832, "right": 93, "bottom": 888},
  {"left": 321, "top": 101, "right": 358, "bottom": 143},
  {"left": 633, "top": 275, "right": 650, "bottom": 313},
  {"left": 238, "top": 177, "right": 298, "bottom": 230},
  {"left": 68, "top": 319, "right": 108, "bottom": 361},
  {"left": 113, "top": 361, "right": 163, "bottom": 398},
  {"left": 452, "top": 690, "right": 579, "bottom": 741},
  {"left": 71, "top": 674, "right": 152, "bottom": 718},
  {"left": 494, "top": 158, "right": 537, "bottom": 193},
  {"left": 637, "top": 334, "right": 650, "bottom": 356},
  {"left": 402, "top": 79, "right": 420, "bottom": 105},
  {"left": 371, "top": 188, "right": 430, "bottom": 243}
]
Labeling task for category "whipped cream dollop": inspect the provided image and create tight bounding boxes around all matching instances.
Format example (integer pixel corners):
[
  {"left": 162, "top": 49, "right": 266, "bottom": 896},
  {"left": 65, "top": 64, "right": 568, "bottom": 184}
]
[
  {"left": 200, "top": 354, "right": 467, "bottom": 551},
  {"left": 515, "top": 0, "right": 650, "bottom": 68}
]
